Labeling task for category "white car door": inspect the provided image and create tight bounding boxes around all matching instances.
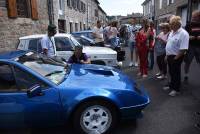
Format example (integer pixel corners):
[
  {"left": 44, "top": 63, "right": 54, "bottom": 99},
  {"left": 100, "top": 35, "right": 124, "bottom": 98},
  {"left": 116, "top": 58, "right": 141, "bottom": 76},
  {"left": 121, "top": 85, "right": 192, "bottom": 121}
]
[{"left": 54, "top": 37, "right": 74, "bottom": 60}]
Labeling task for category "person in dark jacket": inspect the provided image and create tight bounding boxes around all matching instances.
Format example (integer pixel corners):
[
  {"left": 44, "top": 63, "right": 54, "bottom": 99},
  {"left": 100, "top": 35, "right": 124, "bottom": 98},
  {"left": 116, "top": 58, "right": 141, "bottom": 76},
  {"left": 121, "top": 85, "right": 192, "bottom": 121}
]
[
  {"left": 68, "top": 45, "right": 91, "bottom": 64},
  {"left": 184, "top": 10, "right": 200, "bottom": 83}
]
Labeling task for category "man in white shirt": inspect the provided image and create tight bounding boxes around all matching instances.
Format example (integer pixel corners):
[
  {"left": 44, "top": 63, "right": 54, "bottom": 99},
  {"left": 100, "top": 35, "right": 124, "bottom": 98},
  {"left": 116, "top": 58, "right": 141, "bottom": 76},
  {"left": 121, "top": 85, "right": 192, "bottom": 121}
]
[
  {"left": 92, "top": 20, "right": 104, "bottom": 47},
  {"left": 164, "top": 16, "right": 189, "bottom": 97},
  {"left": 41, "top": 24, "right": 57, "bottom": 57}
]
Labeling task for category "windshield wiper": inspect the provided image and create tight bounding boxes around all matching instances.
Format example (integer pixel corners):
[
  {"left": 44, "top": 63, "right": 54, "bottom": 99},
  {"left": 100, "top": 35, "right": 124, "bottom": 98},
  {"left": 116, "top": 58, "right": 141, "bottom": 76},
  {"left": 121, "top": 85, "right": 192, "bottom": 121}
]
[{"left": 45, "top": 71, "right": 63, "bottom": 77}]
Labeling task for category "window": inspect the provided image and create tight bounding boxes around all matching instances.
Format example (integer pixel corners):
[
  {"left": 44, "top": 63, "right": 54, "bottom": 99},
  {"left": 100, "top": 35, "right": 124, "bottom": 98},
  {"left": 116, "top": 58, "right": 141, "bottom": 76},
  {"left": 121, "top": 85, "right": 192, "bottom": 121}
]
[
  {"left": 167, "top": 0, "right": 174, "bottom": 5},
  {"left": 70, "top": 22, "right": 73, "bottom": 33},
  {"left": 16, "top": 0, "right": 31, "bottom": 18},
  {"left": 7, "top": 0, "right": 38, "bottom": 19},
  {"left": 58, "top": 19, "right": 66, "bottom": 33},
  {"left": 67, "top": 0, "right": 72, "bottom": 7},
  {"left": 159, "top": 0, "right": 163, "bottom": 9},
  {"left": 14, "top": 67, "right": 48, "bottom": 91},
  {"left": 55, "top": 37, "right": 73, "bottom": 51},
  {"left": 77, "top": 0, "right": 81, "bottom": 11},
  {"left": 75, "top": 23, "right": 78, "bottom": 32},
  {"left": 0, "top": 63, "right": 17, "bottom": 91},
  {"left": 72, "top": 0, "right": 77, "bottom": 10},
  {"left": 80, "top": 22, "right": 82, "bottom": 31},
  {"left": 59, "top": 0, "right": 64, "bottom": 15},
  {"left": 83, "top": 24, "right": 86, "bottom": 30},
  {"left": 95, "top": 9, "right": 98, "bottom": 17},
  {"left": 28, "top": 39, "right": 42, "bottom": 53}
]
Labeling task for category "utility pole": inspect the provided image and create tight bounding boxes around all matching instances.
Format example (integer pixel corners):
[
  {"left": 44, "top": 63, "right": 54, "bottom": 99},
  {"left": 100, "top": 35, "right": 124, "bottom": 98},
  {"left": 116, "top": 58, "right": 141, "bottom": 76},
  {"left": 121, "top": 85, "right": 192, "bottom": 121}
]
[{"left": 47, "top": 0, "right": 54, "bottom": 25}]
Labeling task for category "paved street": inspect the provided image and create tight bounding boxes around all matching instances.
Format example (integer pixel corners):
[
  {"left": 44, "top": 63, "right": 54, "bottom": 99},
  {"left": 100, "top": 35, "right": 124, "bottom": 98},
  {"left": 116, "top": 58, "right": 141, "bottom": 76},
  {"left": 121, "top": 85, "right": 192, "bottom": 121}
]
[{"left": 1, "top": 47, "right": 200, "bottom": 134}]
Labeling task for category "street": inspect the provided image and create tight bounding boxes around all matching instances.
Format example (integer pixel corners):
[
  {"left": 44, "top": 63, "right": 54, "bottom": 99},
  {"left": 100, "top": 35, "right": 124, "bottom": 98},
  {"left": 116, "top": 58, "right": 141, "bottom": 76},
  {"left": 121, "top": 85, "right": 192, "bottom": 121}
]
[{"left": 1, "top": 47, "right": 200, "bottom": 134}]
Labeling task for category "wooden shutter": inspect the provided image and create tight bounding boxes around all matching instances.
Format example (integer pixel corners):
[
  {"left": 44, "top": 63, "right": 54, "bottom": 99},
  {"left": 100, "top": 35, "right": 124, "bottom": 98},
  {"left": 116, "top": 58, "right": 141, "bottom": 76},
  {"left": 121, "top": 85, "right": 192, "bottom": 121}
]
[
  {"left": 31, "top": 0, "right": 38, "bottom": 20},
  {"left": 7, "top": 0, "right": 17, "bottom": 18}
]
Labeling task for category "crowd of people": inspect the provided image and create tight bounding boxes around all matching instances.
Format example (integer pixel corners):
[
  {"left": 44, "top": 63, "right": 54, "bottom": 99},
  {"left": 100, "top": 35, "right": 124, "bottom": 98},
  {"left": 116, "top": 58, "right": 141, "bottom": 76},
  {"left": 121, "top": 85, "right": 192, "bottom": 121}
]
[{"left": 39, "top": 10, "right": 200, "bottom": 129}]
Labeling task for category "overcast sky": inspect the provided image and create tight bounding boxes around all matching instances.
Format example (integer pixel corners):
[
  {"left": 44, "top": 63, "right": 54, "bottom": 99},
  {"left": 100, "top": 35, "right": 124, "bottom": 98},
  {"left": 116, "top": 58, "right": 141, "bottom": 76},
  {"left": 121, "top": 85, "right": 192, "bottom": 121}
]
[{"left": 98, "top": 0, "right": 144, "bottom": 16}]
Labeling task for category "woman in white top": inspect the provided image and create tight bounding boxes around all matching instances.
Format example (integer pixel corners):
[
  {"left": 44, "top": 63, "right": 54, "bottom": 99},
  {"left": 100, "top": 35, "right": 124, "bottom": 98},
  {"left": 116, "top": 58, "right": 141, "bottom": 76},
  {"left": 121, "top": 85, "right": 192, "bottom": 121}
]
[
  {"left": 155, "top": 23, "right": 170, "bottom": 79},
  {"left": 109, "top": 21, "right": 119, "bottom": 49}
]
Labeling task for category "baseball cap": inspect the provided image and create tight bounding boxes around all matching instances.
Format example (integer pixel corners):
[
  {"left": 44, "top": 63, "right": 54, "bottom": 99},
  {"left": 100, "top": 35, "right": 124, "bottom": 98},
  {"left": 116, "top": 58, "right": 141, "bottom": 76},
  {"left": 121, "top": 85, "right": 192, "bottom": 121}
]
[{"left": 48, "top": 24, "right": 57, "bottom": 32}]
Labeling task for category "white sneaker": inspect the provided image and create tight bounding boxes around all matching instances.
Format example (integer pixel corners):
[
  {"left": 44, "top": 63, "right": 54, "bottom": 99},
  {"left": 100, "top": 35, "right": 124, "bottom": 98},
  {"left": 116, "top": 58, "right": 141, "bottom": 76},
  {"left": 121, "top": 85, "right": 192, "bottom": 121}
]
[
  {"left": 142, "top": 74, "right": 148, "bottom": 78},
  {"left": 156, "top": 72, "right": 161, "bottom": 76},
  {"left": 129, "top": 62, "right": 133, "bottom": 67},
  {"left": 168, "top": 90, "right": 180, "bottom": 97},
  {"left": 157, "top": 75, "right": 166, "bottom": 79},
  {"left": 163, "top": 86, "right": 170, "bottom": 91},
  {"left": 134, "top": 62, "right": 138, "bottom": 67},
  {"left": 137, "top": 72, "right": 142, "bottom": 76}
]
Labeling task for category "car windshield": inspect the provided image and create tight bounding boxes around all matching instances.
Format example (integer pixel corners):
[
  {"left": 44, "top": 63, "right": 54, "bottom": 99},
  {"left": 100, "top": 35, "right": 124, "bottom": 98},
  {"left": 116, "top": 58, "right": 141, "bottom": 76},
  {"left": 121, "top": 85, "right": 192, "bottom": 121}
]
[
  {"left": 16, "top": 52, "right": 70, "bottom": 85},
  {"left": 70, "top": 35, "right": 82, "bottom": 47}
]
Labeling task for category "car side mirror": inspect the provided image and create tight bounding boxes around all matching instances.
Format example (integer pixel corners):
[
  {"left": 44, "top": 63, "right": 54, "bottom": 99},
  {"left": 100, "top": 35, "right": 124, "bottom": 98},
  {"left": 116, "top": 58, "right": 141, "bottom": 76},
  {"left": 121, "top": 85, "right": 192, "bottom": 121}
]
[{"left": 27, "top": 84, "right": 44, "bottom": 98}]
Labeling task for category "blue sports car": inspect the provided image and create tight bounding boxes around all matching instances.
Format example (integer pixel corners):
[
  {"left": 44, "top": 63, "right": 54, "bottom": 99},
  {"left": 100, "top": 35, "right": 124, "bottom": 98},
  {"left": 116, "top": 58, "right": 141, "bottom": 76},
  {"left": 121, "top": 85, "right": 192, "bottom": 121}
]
[{"left": 0, "top": 50, "right": 150, "bottom": 134}]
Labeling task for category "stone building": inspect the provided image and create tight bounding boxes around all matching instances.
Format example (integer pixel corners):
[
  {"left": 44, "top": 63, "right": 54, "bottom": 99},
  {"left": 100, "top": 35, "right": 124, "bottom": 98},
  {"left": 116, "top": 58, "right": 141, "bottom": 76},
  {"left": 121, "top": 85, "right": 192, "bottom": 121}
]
[
  {"left": 119, "top": 13, "right": 143, "bottom": 25},
  {"left": 53, "top": 0, "right": 107, "bottom": 33},
  {"left": 142, "top": 0, "right": 155, "bottom": 20},
  {"left": 0, "top": 0, "right": 107, "bottom": 51},
  {"left": 0, "top": 0, "right": 49, "bottom": 51},
  {"left": 154, "top": 0, "right": 200, "bottom": 27}
]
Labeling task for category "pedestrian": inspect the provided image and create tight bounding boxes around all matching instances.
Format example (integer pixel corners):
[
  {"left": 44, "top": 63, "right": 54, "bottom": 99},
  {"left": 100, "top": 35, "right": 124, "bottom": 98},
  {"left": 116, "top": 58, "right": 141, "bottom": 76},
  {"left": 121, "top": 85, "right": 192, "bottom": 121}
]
[
  {"left": 41, "top": 24, "right": 57, "bottom": 57},
  {"left": 68, "top": 45, "right": 91, "bottom": 64},
  {"left": 136, "top": 19, "right": 149, "bottom": 78},
  {"left": 103, "top": 23, "right": 112, "bottom": 44},
  {"left": 164, "top": 16, "right": 189, "bottom": 97},
  {"left": 155, "top": 23, "right": 170, "bottom": 79},
  {"left": 183, "top": 10, "right": 200, "bottom": 83},
  {"left": 92, "top": 20, "right": 104, "bottom": 47},
  {"left": 109, "top": 21, "right": 119, "bottom": 49},
  {"left": 128, "top": 18, "right": 138, "bottom": 67},
  {"left": 147, "top": 21, "right": 156, "bottom": 70}
]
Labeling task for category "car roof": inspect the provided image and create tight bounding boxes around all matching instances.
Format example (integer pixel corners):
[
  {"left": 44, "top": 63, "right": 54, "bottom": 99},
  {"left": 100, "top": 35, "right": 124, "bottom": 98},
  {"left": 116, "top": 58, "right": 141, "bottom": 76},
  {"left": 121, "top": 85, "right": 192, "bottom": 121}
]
[
  {"left": 19, "top": 33, "right": 72, "bottom": 40},
  {"left": 71, "top": 30, "right": 92, "bottom": 34},
  {"left": 0, "top": 50, "right": 27, "bottom": 60}
]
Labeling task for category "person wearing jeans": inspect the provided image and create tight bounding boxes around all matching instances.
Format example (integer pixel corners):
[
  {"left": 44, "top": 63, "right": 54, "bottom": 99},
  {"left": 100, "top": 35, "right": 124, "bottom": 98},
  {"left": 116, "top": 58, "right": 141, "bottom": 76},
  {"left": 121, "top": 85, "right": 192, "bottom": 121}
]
[{"left": 164, "top": 16, "right": 189, "bottom": 97}]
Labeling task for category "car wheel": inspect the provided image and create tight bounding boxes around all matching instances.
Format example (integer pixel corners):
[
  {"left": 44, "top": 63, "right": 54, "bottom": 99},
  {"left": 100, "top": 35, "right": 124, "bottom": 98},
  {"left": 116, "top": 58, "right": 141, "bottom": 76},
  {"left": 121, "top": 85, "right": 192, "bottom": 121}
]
[{"left": 73, "top": 101, "right": 118, "bottom": 134}]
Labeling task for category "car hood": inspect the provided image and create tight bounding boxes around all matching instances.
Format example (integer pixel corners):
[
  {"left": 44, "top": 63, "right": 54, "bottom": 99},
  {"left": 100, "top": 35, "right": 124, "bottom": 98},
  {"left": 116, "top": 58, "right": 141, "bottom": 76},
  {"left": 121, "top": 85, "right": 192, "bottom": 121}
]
[
  {"left": 59, "top": 64, "right": 134, "bottom": 90},
  {"left": 83, "top": 46, "right": 117, "bottom": 55}
]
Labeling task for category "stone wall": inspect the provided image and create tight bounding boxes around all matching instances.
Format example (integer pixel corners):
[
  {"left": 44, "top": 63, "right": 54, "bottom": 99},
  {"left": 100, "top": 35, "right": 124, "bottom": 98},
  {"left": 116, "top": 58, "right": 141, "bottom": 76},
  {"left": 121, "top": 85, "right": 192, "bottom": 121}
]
[
  {"left": 155, "top": 0, "right": 187, "bottom": 20},
  {"left": 0, "top": 0, "right": 49, "bottom": 51}
]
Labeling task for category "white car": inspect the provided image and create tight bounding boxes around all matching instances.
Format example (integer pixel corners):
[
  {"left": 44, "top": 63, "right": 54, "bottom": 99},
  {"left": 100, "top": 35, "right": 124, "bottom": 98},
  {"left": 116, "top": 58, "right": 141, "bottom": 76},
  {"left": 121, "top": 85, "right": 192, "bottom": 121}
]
[{"left": 17, "top": 34, "right": 119, "bottom": 67}]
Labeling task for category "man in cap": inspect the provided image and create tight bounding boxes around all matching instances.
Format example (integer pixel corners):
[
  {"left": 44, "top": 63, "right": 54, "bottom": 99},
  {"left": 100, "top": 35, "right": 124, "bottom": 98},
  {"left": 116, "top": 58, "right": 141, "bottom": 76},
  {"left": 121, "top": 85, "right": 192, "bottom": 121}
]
[
  {"left": 68, "top": 45, "right": 91, "bottom": 64},
  {"left": 41, "top": 24, "right": 57, "bottom": 57}
]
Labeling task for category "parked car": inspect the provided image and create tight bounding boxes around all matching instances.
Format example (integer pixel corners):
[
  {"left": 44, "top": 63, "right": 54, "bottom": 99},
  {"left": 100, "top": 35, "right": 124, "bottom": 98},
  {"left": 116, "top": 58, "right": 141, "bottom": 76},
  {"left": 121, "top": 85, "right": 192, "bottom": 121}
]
[
  {"left": 72, "top": 31, "right": 126, "bottom": 62},
  {"left": 17, "top": 34, "right": 119, "bottom": 67},
  {"left": 0, "top": 50, "right": 150, "bottom": 133}
]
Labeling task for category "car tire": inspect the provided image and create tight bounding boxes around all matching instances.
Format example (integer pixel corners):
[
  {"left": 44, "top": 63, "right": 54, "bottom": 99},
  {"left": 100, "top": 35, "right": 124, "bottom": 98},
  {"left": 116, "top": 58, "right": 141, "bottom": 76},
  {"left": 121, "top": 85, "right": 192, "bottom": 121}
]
[{"left": 73, "top": 100, "right": 118, "bottom": 134}]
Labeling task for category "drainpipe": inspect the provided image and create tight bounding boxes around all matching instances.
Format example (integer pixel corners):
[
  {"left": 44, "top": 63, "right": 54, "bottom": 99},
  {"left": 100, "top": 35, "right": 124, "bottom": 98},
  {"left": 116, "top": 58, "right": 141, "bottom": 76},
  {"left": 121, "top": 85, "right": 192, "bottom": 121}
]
[
  {"left": 186, "top": 0, "right": 192, "bottom": 24},
  {"left": 47, "top": 0, "right": 54, "bottom": 25}
]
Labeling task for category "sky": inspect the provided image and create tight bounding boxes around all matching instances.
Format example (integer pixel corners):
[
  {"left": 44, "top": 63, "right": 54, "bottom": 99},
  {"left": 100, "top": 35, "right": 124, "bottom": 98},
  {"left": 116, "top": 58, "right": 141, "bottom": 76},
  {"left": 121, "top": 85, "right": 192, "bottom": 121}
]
[{"left": 98, "top": 0, "right": 144, "bottom": 16}]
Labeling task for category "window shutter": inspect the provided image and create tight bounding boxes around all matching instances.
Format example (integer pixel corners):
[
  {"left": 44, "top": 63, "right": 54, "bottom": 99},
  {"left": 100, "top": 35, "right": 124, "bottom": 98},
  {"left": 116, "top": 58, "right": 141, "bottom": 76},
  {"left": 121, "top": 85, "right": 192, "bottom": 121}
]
[
  {"left": 7, "top": 0, "right": 17, "bottom": 18},
  {"left": 31, "top": 0, "right": 38, "bottom": 20}
]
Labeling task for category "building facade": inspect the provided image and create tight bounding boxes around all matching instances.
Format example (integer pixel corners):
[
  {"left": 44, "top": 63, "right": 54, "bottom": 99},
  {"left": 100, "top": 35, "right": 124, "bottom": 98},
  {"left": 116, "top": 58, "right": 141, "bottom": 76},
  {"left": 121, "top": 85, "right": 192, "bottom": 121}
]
[
  {"left": 142, "top": 0, "right": 155, "bottom": 20},
  {"left": 154, "top": 0, "right": 200, "bottom": 27},
  {"left": 119, "top": 13, "right": 143, "bottom": 25},
  {"left": 0, "top": 0, "right": 49, "bottom": 51},
  {"left": 0, "top": 0, "right": 107, "bottom": 51},
  {"left": 53, "top": 0, "right": 107, "bottom": 33}
]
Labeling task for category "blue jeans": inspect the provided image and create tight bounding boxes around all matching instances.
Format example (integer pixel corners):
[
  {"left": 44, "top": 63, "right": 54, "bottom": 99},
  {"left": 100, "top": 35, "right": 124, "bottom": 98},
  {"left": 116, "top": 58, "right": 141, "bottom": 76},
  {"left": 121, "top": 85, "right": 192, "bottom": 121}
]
[
  {"left": 148, "top": 50, "right": 154, "bottom": 70},
  {"left": 110, "top": 37, "right": 118, "bottom": 49}
]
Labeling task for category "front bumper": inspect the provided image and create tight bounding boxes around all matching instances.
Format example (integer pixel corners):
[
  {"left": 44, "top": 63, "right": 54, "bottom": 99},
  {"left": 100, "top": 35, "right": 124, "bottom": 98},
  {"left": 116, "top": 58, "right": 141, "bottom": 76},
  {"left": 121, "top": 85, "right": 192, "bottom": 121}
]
[{"left": 120, "top": 97, "right": 150, "bottom": 119}]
